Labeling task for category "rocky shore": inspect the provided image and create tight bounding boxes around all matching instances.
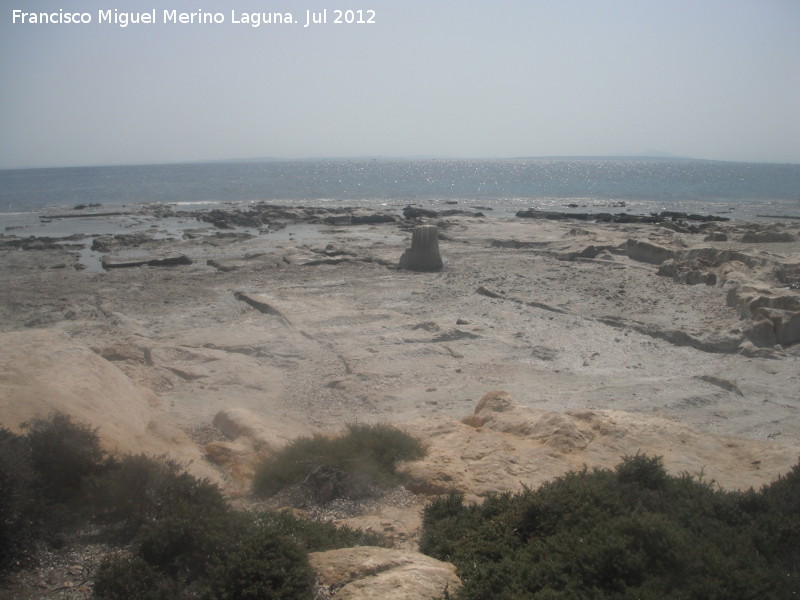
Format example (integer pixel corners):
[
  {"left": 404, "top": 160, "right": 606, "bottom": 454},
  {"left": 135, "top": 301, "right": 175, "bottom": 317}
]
[{"left": 2, "top": 205, "right": 799, "bottom": 598}]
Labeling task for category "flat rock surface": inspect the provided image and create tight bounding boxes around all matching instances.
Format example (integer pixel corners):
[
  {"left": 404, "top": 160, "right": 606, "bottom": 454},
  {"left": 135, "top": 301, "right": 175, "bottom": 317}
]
[{"left": 1, "top": 213, "right": 798, "bottom": 461}]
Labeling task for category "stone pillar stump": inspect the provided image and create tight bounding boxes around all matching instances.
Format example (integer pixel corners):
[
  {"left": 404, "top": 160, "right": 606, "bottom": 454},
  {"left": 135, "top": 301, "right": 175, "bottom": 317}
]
[{"left": 399, "top": 225, "right": 443, "bottom": 272}]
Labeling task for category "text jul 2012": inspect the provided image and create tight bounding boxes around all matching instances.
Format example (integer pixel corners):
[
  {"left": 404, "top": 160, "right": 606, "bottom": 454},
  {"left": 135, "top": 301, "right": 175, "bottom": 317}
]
[{"left": 10, "top": 9, "right": 377, "bottom": 28}]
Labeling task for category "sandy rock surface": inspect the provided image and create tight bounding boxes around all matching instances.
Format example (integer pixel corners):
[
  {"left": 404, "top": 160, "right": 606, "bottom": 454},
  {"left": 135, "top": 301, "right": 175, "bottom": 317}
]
[
  {"left": 402, "top": 390, "right": 799, "bottom": 497},
  {"left": 0, "top": 328, "right": 221, "bottom": 484}
]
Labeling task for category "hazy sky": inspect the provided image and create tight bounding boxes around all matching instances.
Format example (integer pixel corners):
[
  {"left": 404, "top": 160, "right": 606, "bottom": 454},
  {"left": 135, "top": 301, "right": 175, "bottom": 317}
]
[{"left": 2, "top": 0, "right": 798, "bottom": 168}]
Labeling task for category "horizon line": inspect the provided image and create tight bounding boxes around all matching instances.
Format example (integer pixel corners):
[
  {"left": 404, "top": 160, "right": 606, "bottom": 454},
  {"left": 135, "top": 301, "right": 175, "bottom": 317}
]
[{"left": 3, "top": 153, "right": 799, "bottom": 171}]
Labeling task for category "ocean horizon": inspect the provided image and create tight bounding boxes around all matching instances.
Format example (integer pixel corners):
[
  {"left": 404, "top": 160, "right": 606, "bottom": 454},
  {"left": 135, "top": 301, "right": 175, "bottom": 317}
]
[{"left": 2, "top": 157, "right": 799, "bottom": 222}]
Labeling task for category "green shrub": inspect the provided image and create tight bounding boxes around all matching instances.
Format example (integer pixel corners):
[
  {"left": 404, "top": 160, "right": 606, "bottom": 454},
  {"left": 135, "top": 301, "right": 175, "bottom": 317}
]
[
  {"left": 1, "top": 414, "right": 109, "bottom": 572},
  {"left": 0, "top": 412, "right": 390, "bottom": 597},
  {"left": 94, "top": 506, "right": 380, "bottom": 599},
  {"left": 203, "top": 525, "right": 314, "bottom": 600},
  {"left": 24, "top": 413, "right": 105, "bottom": 505},
  {"left": 343, "top": 422, "right": 427, "bottom": 471},
  {"left": 93, "top": 554, "right": 178, "bottom": 600},
  {"left": 615, "top": 452, "right": 669, "bottom": 491},
  {"left": 419, "top": 490, "right": 480, "bottom": 561},
  {"left": 135, "top": 503, "right": 247, "bottom": 582},
  {"left": 1, "top": 414, "right": 387, "bottom": 599},
  {"left": 421, "top": 454, "right": 800, "bottom": 600},
  {"left": 89, "top": 453, "right": 229, "bottom": 541},
  {"left": 751, "top": 461, "right": 800, "bottom": 573},
  {"left": 0, "top": 428, "right": 38, "bottom": 571},
  {"left": 252, "top": 423, "right": 426, "bottom": 504}
]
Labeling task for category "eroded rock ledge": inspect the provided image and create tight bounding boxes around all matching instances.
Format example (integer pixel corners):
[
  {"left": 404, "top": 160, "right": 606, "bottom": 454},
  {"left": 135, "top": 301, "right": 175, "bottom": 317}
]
[
  {"left": 401, "top": 391, "right": 800, "bottom": 497},
  {"left": 489, "top": 219, "right": 800, "bottom": 352}
]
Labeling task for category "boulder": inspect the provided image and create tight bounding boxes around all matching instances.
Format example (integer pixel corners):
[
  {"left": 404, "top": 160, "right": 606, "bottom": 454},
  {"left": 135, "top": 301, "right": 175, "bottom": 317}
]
[
  {"left": 323, "top": 214, "right": 353, "bottom": 225},
  {"left": 776, "top": 263, "right": 800, "bottom": 287},
  {"left": 685, "top": 269, "right": 717, "bottom": 285},
  {"left": 309, "top": 546, "right": 460, "bottom": 600},
  {"left": 726, "top": 286, "right": 798, "bottom": 319},
  {"left": 742, "top": 318, "right": 778, "bottom": 347},
  {"left": 438, "top": 209, "right": 484, "bottom": 217},
  {"left": 399, "top": 225, "right": 444, "bottom": 272}
]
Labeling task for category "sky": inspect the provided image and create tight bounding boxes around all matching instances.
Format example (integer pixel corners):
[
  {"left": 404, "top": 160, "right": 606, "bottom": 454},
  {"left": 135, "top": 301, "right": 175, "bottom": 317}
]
[{"left": 1, "top": 0, "right": 799, "bottom": 169}]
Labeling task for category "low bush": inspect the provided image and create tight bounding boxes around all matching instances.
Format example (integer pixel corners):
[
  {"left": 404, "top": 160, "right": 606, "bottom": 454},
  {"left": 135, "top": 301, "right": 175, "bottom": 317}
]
[
  {"left": 0, "top": 427, "right": 38, "bottom": 571},
  {"left": 1, "top": 414, "right": 108, "bottom": 570},
  {"left": 88, "top": 453, "right": 229, "bottom": 541},
  {"left": 252, "top": 422, "right": 426, "bottom": 504},
  {"left": 94, "top": 511, "right": 333, "bottom": 600},
  {"left": 135, "top": 503, "right": 247, "bottom": 583},
  {"left": 24, "top": 413, "right": 105, "bottom": 506},
  {"left": 203, "top": 525, "right": 314, "bottom": 600},
  {"left": 92, "top": 554, "right": 178, "bottom": 600},
  {"left": 420, "top": 453, "right": 800, "bottom": 599},
  {"left": 0, "top": 413, "right": 395, "bottom": 598}
]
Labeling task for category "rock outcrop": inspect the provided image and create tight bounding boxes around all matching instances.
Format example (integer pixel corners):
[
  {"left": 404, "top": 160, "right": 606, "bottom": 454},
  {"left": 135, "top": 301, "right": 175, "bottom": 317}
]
[
  {"left": 645, "top": 243, "right": 800, "bottom": 348},
  {"left": 723, "top": 264, "right": 798, "bottom": 348},
  {"left": 0, "top": 329, "right": 221, "bottom": 483},
  {"left": 401, "top": 391, "right": 800, "bottom": 497},
  {"left": 309, "top": 546, "right": 460, "bottom": 600}
]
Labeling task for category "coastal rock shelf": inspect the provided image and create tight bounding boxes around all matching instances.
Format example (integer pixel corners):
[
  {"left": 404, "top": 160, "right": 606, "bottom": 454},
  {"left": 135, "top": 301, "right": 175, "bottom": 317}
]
[{"left": 1, "top": 205, "right": 799, "bottom": 595}]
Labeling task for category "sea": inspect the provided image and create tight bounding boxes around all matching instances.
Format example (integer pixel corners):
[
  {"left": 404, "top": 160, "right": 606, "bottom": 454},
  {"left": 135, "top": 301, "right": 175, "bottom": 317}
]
[{"left": 2, "top": 158, "right": 800, "bottom": 228}]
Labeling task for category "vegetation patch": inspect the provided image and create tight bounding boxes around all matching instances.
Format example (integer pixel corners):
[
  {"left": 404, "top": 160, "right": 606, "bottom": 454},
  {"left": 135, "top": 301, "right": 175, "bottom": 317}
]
[
  {"left": 420, "top": 453, "right": 800, "bottom": 599},
  {"left": 252, "top": 422, "right": 427, "bottom": 504},
  {"left": 1, "top": 415, "right": 108, "bottom": 570},
  {"left": 0, "top": 413, "right": 390, "bottom": 599}
]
